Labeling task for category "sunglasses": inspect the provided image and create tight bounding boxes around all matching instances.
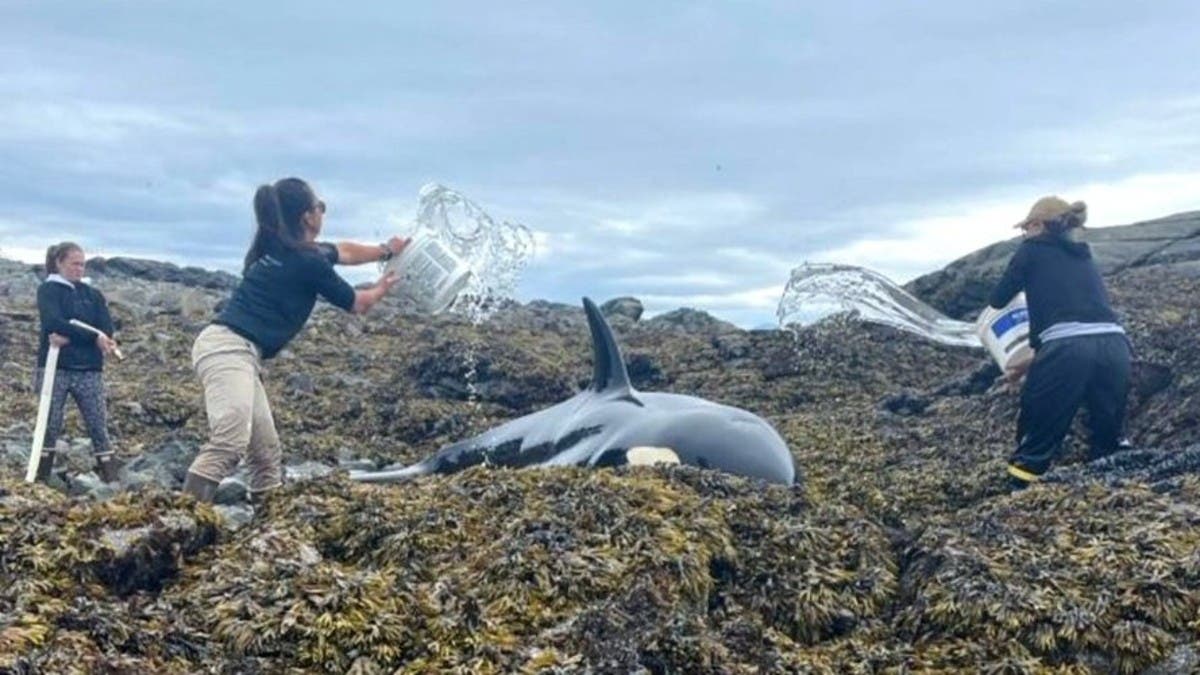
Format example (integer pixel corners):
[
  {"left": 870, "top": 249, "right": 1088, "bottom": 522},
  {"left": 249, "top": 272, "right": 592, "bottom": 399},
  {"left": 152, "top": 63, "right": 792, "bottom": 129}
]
[{"left": 313, "top": 200, "right": 327, "bottom": 214}]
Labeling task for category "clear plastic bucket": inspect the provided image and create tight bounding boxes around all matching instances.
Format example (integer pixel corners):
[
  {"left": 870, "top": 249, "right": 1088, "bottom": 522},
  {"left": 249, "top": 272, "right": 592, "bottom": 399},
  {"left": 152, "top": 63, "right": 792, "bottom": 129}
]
[
  {"left": 976, "top": 292, "right": 1034, "bottom": 371},
  {"left": 384, "top": 232, "right": 473, "bottom": 314}
]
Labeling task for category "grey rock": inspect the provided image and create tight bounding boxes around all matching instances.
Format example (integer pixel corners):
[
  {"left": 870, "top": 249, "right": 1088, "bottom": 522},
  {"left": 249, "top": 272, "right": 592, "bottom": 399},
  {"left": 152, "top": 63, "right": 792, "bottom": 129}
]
[
  {"left": 215, "top": 477, "right": 249, "bottom": 505},
  {"left": 68, "top": 472, "right": 118, "bottom": 500},
  {"left": 100, "top": 525, "right": 154, "bottom": 559},
  {"left": 213, "top": 504, "right": 255, "bottom": 530},
  {"left": 148, "top": 289, "right": 184, "bottom": 315},
  {"left": 85, "top": 256, "right": 240, "bottom": 291},
  {"left": 600, "top": 296, "right": 644, "bottom": 322},
  {"left": 643, "top": 307, "right": 741, "bottom": 335},
  {"left": 126, "top": 438, "right": 197, "bottom": 489},
  {"left": 1, "top": 439, "right": 29, "bottom": 470},
  {"left": 905, "top": 211, "right": 1200, "bottom": 318},
  {"left": 121, "top": 470, "right": 163, "bottom": 492},
  {"left": 285, "top": 372, "right": 317, "bottom": 395},
  {"left": 180, "top": 288, "right": 216, "bottom": 319}
]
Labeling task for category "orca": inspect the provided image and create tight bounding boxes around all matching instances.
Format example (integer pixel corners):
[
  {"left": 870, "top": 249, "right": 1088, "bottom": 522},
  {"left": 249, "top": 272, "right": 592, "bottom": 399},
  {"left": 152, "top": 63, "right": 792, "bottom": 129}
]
[{"left": 351, "top": 298, "right": 796, "bottom": 486}]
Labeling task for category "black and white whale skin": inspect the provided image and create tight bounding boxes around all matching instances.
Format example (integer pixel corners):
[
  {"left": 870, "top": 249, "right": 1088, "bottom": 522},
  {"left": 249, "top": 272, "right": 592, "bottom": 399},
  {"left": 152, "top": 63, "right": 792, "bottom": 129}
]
[{"left": 351, "top": 298, "right": 796, "bottom": 486}]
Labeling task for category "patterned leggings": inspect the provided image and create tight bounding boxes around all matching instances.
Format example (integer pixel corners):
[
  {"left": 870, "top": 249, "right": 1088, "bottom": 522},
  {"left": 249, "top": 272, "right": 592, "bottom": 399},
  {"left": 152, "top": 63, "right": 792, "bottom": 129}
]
[{"left": 35, "top": 369, "right": 113, "bottom": 459}]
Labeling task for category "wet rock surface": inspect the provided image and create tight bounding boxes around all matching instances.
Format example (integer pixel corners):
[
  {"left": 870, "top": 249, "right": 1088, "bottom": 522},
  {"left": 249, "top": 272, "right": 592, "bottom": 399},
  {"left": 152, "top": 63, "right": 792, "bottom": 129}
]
[{"left": 1, "top": 226, "right": 1199, "bottom": 672}]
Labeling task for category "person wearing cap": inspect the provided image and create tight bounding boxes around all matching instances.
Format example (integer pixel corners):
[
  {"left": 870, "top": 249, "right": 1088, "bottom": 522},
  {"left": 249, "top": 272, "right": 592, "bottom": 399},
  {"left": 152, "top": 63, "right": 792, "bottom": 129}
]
[{"left": 988, "top": 196, "right": 1132, "bottom": 489}]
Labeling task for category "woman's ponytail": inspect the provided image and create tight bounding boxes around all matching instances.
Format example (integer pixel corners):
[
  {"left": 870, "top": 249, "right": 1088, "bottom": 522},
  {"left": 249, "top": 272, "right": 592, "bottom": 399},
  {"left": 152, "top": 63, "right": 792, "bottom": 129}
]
[
  {"left": 45, "top": 244, "right": 60, "bottom": 274},
  {"left": 1045, "top": 201, "right": 1088, "bottom": 236},
  {"left": 243, "top": 179, "right": 318, "bottom": 272}
]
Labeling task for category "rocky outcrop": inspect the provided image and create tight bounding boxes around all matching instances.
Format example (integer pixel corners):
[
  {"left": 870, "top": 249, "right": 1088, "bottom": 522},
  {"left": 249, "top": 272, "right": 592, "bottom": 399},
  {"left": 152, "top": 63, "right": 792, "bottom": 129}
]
[
  {"left": 643, "top": 306, "right": 741, "bottom": 335},
  {"left": 1, "top": 212, "right": 1199, "bottom": 672},
  {"left": 905, "top": 210, "right": 1200, "bottom": 318},
  {"left": 84, "top": 256, "right": 240, "bottom": 291},
  {"left": 600, "top": 296, "right": 644, "bottom": 322}
]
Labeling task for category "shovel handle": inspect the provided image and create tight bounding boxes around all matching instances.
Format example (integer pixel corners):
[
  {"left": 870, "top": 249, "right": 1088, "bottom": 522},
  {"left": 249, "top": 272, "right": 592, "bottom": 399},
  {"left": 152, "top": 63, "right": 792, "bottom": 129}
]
[{"left": 69, "top": 319, "right": 124, "bottom": 360}]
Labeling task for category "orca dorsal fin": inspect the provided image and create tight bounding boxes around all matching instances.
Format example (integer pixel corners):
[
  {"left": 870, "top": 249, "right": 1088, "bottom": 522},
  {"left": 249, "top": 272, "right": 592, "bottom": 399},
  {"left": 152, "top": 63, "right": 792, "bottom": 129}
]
[{"left": 582, "top": 297, "right": 635, "bottom": 396}]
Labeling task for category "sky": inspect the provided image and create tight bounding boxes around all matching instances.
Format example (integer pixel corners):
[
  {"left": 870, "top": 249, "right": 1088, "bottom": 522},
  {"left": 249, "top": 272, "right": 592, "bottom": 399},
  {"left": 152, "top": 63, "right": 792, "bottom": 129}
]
[{"left": 2, "top": 1, "right": 1199, "bottom": 327}]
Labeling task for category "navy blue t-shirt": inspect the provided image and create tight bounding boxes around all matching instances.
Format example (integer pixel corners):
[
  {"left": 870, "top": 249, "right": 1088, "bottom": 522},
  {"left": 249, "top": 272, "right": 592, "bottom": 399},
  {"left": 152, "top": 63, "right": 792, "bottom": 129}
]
[{"left": 214, "top": 241, "right": 356, "bottom": 359}]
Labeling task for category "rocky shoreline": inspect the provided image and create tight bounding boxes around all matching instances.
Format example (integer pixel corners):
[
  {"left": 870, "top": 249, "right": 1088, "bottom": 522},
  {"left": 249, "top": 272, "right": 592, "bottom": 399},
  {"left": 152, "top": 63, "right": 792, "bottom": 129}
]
[{"left": 2, "top": 211, "right": 1199, "bottom": 672}]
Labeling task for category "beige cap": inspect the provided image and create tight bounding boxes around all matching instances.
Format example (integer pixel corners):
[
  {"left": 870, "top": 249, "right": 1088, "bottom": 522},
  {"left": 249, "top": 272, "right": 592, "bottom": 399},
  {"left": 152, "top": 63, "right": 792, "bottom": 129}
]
[{"left": 1014, "top": 195, "right": 1087, "bottom": 229}]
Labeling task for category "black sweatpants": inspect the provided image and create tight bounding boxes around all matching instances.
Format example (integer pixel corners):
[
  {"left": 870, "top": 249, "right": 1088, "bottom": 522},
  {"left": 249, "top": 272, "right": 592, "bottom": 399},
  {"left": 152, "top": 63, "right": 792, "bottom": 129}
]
[{"left": 1012, "top": 333, "right": 1131, "bottom": 476}]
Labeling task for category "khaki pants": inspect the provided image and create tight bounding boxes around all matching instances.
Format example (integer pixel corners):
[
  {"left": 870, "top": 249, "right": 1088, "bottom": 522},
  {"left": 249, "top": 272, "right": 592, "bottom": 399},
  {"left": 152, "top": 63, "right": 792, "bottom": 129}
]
[{"left": 187, "top": 324, "right": 282, "bottom": 493}]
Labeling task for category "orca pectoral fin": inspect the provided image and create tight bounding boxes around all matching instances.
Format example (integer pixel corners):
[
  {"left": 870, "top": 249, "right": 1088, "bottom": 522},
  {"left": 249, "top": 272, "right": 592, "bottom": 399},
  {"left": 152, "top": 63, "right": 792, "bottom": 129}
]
[{"left": 348, "top": 464, "right": 427, "bottom": 484}]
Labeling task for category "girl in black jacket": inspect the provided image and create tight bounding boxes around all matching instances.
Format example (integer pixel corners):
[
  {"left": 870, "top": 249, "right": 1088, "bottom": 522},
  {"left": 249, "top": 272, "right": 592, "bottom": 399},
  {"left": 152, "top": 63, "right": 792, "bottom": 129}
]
[
  {"left": 988, "top": 197, "right": 1131, "bottom": 489},
  {"left": 34, "top": 242, "right": 121, "bottom": 483}
]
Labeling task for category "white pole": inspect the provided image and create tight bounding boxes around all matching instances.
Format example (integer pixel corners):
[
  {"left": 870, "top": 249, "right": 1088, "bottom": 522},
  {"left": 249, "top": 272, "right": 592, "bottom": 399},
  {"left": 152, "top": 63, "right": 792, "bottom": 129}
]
[
  {"left": 68, "top": 318, "right": 124, "bottom": 360},
  {"left": 26, "top": 344, "right": 60, "bottom": 483}
]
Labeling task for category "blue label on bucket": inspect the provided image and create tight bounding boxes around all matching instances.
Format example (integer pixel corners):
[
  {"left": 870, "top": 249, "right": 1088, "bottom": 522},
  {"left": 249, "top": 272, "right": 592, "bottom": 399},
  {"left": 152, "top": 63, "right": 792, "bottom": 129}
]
[{"left": 990, "top": 307, "right": 1029, "bottom": 338}]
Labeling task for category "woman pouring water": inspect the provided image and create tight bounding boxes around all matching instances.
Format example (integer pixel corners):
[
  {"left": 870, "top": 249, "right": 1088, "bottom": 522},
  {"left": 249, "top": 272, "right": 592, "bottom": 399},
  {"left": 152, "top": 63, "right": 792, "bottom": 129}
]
[
  {"left": 182, "top": 177, "right": 406, "bottom": 503},
  {"left": 988, "top": 196, "right": 1132, "bottom": 490}
]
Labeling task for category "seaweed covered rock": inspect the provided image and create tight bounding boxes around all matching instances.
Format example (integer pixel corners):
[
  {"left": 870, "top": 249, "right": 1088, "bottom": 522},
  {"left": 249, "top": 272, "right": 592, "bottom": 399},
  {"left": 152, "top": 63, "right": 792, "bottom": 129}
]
[
  {"left": 0, "top": 480, "right": 220, "bottom": 671},
  {"left": 1, "top": 227, "right": 1199, "bottom": 672},
  {"left": 898, "top": 479, "right": 1200, "bottom": 672},
  {"left": 151, "top": 468, "right": 893, "bottom": 672}
]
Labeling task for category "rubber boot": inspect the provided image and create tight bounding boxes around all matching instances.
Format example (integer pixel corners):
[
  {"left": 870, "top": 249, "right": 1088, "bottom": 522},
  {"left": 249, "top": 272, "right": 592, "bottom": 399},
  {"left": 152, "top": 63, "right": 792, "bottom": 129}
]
[
  {"left": 182, "top": 472, "right": 220, "bottom": 503},
  {"left": 249, "top": 486, "right": 279, "bottom": 508},
  {"left": 95, "top": 455, "right": 123, "bottom": 484},
  {"left": 33, "top": 450, "right": 57, "bottom": 483}
]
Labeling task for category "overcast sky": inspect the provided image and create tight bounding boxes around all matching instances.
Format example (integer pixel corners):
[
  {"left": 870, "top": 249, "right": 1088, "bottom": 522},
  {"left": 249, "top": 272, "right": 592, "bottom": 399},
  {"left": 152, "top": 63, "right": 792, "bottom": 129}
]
[{"left": 2, "top": 1, "right": 1199, "bottom": 327}]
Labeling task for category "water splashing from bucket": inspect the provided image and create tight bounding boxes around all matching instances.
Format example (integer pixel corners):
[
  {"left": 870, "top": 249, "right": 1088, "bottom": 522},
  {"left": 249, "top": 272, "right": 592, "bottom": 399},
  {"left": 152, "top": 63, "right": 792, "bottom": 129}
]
[
  {"left": 390, "top": 184, "right": 536, "bottom": 415},
  {"left": 411, "top": 183, "right": 535, "bottom": 325},
  {"left": 776, "top": 262, "right": 983, "bottom": 348}
]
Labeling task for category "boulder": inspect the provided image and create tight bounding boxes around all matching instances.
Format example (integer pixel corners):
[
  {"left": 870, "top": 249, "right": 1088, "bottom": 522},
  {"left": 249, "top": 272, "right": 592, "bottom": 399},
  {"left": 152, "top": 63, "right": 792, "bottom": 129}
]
[
  {"left": 85, "top": 256, "right": 240, "bottom": 291},
  {"left": 125, "top": 438, "right": 197, "bottom": 490},
  {"left": 214, "top": 477, "right": 249, "bottom": 505},
  {"left": 642, "top": 307, "right": 741, "bottom": 335},
  {"left": 600, "top": 296, "right": 644, "bottom": 322}
]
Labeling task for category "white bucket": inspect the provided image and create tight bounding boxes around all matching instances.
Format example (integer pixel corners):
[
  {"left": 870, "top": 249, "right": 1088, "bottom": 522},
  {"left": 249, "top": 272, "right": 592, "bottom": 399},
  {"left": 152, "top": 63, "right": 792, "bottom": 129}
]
[
  {"left": 384, "top": 232, "right": 474, "bottom": 314},
  {"left": 976, "top": 292, "right": 1034, "bottom": 371}
]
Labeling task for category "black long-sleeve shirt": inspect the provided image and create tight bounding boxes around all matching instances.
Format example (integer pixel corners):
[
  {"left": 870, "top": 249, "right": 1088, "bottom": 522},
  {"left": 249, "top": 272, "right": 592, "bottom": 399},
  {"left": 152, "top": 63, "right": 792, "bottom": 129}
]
[
  {"left": 36, "top": 276, "right": 115, "bottom": 371},
  {"left": 988, "top": 234, "right": 1118, "bottom": 349},
  {"left": 213, "top": 241, "right": 356, "bottom": 359}
]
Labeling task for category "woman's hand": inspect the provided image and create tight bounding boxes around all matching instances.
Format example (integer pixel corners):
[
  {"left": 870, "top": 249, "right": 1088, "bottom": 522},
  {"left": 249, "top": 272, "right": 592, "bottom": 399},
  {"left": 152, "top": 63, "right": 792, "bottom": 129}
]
[
  {"left": 377, "top": 270, "right": 400, "bottom": 293},
  {"left": 1000, "top": 360, "right": 1032, "bottom": 392},
  {"left": 49, "top": 333, "right": 71, "bottom": 348},
  {"left": 384, "top": 236, "right": 410, "bottom": 259},
  {"left": 352, "top": 271, "right": 400, "bottom": 314},
  {"left": 97, "top": 334, "right": 119, "bottom": 356}
]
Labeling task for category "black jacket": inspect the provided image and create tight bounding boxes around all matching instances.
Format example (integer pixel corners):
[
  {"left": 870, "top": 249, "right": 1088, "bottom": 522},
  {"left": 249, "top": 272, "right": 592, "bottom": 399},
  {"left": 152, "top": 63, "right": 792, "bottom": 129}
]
[
  {"left": 36, "top": 276, "right": 115, "bottom": 371},
  {"left": 988, "top": 234, "right": 1118, "bottom": 349}
]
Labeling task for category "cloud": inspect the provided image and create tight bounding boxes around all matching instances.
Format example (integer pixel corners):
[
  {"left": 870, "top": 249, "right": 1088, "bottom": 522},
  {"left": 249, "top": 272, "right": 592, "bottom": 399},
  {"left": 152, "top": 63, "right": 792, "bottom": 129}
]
[
  {"left": 639, "top": 284, "right": 784, "bottom": 314},
  {"left": 811, "top": 170, "right": 1200, "bottom": 284},
  {"left": 2, "top": 2, "right": 1199, "bottom": 330}
]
